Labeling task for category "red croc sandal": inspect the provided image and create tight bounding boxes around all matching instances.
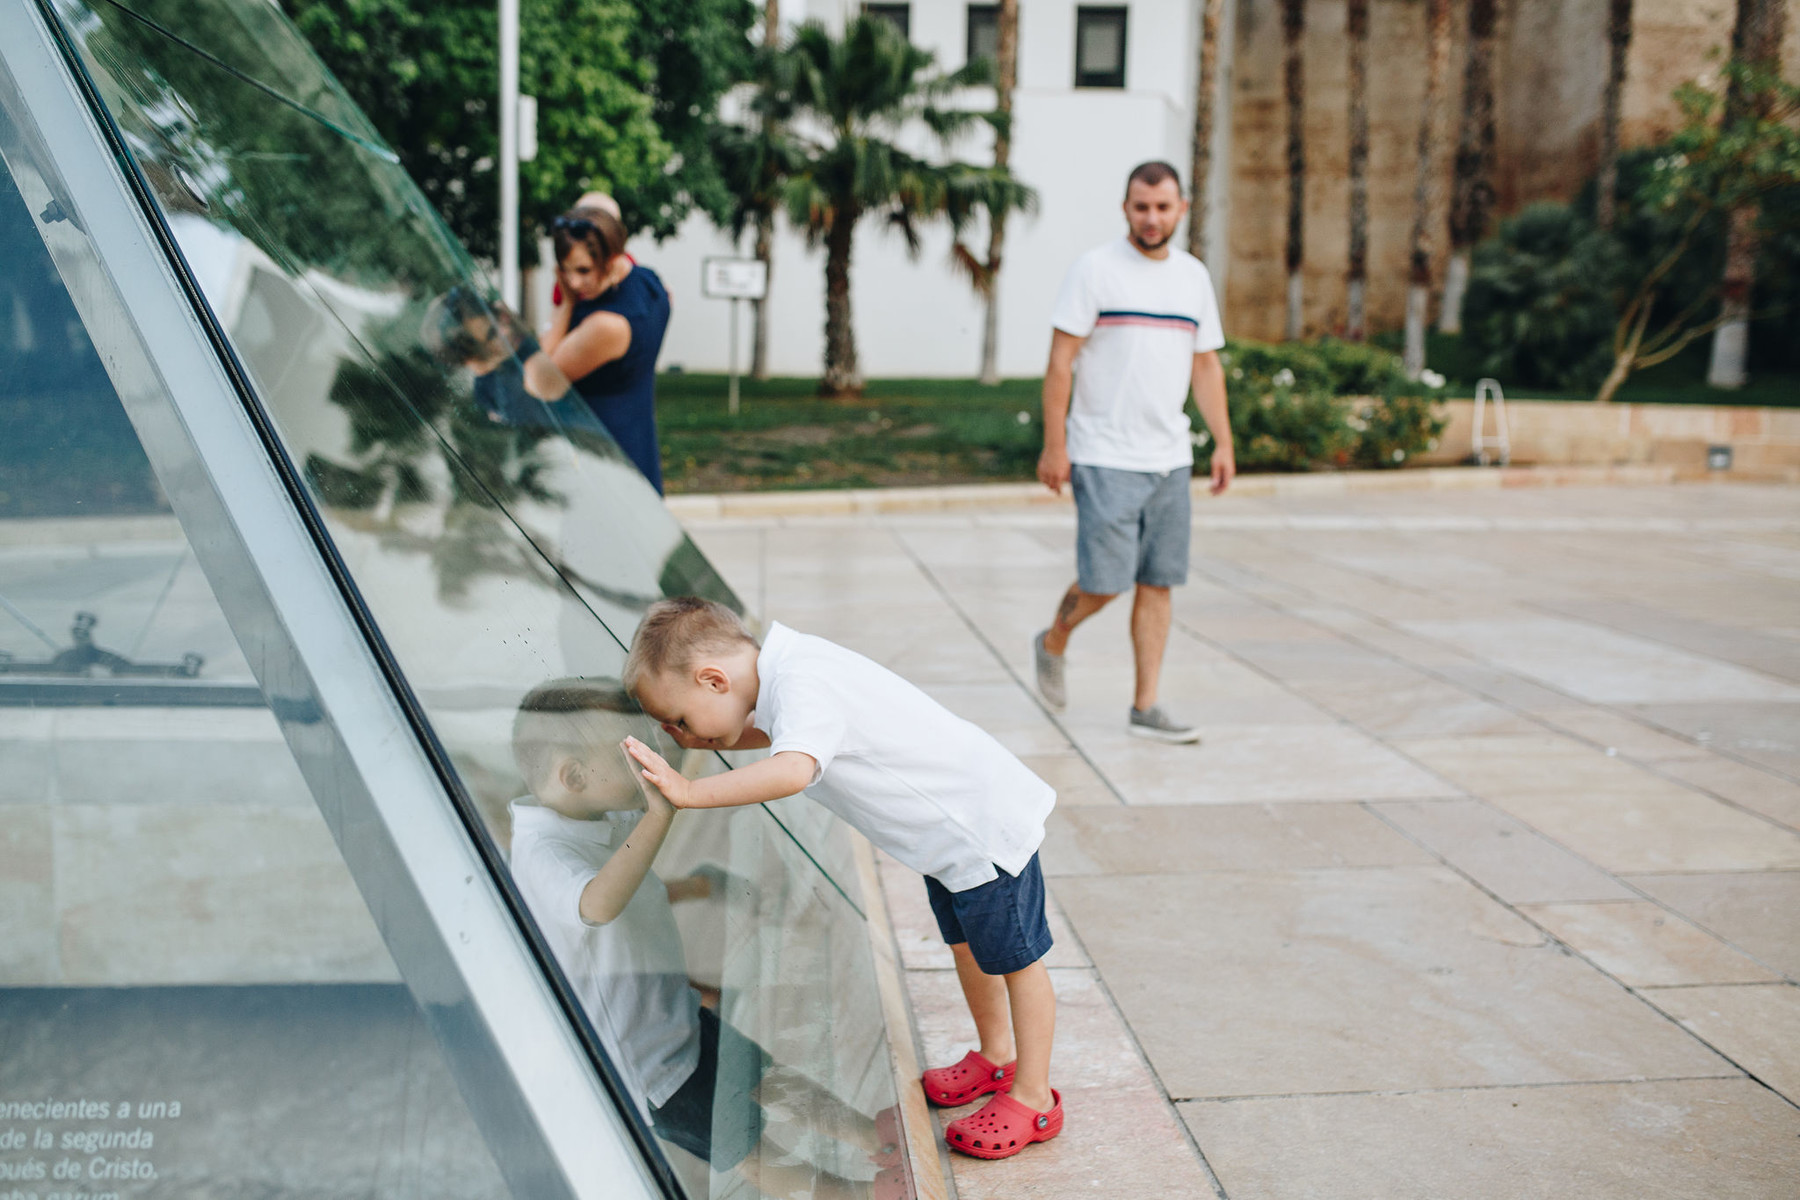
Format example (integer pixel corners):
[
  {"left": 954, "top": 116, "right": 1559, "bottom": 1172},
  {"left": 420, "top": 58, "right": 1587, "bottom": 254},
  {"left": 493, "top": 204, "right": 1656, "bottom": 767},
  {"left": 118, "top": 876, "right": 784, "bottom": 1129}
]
[
  {"left": 944, "top": 1089, "right": 1063, "bottom": 1160},
  {"left": 921, "top": 1050, "right": 1015, "bottom": 1108}
]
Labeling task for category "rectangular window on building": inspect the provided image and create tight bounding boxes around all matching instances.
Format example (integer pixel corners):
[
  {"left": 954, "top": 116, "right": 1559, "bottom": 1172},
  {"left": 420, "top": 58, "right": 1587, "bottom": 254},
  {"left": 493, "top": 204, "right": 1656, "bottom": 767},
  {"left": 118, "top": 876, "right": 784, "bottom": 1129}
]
[
  {"left": 863, "top": 3, "right": 911, "bottom": 39},
  {"left": 1075, "top": 6, "right": 1128, "bottom": 89},
  {"left": 967, "top": 4, "right": 999, "bottom": 68}
]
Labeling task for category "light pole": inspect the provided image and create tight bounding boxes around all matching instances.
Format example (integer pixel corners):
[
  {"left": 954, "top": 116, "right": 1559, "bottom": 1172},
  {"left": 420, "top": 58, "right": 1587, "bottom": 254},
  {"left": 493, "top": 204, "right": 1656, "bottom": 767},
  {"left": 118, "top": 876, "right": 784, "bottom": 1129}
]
[{"left": 498, "top": 0, "right": 520, "bottom": 309}]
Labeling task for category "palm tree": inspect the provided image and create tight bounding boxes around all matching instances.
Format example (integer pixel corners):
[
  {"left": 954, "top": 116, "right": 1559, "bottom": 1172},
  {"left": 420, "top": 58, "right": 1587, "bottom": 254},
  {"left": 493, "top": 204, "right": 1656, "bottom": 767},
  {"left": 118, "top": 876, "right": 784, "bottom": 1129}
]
[
  {"left": 1595, "top": 0, "right": 1633, "bottom": 230},
  {"left": 1187, "top": 0, "right": 1226, "bottom": 264},
  {"left": 782, "top": 16, "right": 1026, "bottom": 396},
  {"left": 1403, "top": 0, "right": 1452, "bottom": 378},
  {"left": 974, "top": 0, "right": 1019, "bottom": 386},
  {"left": 1442, "top": 0, "right": 1498, "bottom": 333},
  {"left": 1282, "top": 0, "right": 1306, "bottom": 339},
  {"left": 751, "top": 0, "right": 781, "bottom": 379},
  {"left": 1706, "top": 0, "right": 1787, "bottom": 389},
  {"left": 1344, "top": 0, "right": 1369, "bottom": 340}
]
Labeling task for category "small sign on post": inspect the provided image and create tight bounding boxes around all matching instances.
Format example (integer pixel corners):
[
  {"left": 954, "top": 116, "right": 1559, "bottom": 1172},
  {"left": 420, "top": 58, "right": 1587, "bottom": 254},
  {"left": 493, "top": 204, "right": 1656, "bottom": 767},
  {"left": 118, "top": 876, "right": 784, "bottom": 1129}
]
[{"left": 701, "top": 258, "right": 768, "bottom": 416}]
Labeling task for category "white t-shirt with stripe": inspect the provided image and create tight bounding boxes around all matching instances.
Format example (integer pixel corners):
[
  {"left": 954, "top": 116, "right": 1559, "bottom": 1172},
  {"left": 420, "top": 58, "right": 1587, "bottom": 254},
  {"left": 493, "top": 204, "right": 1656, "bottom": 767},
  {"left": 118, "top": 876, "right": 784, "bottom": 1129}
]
[{"left": 1050, "top": 237, "right": 1226, "bottom": 473}]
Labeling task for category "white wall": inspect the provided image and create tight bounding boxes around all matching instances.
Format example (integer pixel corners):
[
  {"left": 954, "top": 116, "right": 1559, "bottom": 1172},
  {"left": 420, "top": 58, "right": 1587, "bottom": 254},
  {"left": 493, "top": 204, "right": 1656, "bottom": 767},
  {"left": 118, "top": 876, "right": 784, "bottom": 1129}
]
[{"left": 642, "top": 0, "right": 1213, "bottom": 379}]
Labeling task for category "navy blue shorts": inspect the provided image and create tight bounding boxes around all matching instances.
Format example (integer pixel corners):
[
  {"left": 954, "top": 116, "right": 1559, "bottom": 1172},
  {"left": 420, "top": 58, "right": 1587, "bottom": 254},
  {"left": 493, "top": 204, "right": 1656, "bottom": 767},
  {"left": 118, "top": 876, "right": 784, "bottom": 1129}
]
[
  {"left": 649, "top": 1006, "right": 768, "bottom": 1169},
  {"left": 924, "top": 853, "right": 1054, "bottom": 976}
]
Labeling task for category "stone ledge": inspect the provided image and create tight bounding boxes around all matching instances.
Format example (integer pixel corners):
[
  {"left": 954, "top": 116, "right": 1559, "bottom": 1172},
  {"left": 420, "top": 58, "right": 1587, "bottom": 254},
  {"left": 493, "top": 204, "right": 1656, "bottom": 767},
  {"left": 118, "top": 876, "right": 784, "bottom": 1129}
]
[{"left": 664, "top": 465, "right": 1696, "bottom": 520}]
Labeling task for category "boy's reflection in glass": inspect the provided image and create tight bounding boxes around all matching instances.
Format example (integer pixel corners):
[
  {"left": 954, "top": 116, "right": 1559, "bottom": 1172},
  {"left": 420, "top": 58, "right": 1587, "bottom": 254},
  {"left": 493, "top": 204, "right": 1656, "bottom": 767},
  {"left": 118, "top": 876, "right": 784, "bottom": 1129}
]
[
  {"left": 508, "top": 680, "right": 902, "bottom": 1198},
  {"left": 422, "top": 288, "right": 608, "bottom": 434}
]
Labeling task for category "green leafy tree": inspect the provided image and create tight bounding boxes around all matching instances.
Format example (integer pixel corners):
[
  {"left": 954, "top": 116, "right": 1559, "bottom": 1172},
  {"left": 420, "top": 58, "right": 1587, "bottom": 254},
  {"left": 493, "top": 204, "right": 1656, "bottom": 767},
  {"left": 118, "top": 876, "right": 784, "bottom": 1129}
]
[
  {"left": 770, "top": 16, "right": 1034, "bottom": 397},
  {"left": 1595, "top": 64, "right": 1800, "bottom": 401},
  {"left": 288, "top": 0, "right": 751, "bottom": 254}
]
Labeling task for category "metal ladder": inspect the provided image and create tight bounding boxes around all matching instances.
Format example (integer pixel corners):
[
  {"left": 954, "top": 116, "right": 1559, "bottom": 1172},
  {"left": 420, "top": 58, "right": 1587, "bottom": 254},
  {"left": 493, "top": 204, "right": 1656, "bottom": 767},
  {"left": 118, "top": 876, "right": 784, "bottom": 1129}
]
[{"left": 1471, "top": 377, "right": 1511, "bottom": 466}]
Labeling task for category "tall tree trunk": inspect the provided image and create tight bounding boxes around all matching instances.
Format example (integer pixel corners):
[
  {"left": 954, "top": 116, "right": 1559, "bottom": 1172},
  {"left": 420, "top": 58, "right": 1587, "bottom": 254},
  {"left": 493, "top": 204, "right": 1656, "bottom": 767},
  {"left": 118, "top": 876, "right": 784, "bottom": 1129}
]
[
  {"left": 1345, "top": 0, "right": 1369, "bottom": 341},
  {"left": 1404, "top": 0, "right": 1452, "bottom": 379},
  {"left": 1706, "top": 0, "right": 1785, "bottom": 389},
  {"left": 1188, "top": 0, "right": 1225, "bottom": 262},
  {"left": 1442, "top": 0, "right": 1497, "bottom": 333},
  {"left": 751, "top": 0, "right": 779, "bottom": 380},
  {"left": 1282, "top": 0, "right": 1305, "bottom": 340},
  {"left": 978, "top": 0, "right": 1018, "bottom": 386},
  {"left": 820, "top": 204, "right": 860, "bottom": 397},
  {"left": 1595, "top": 0, "right": 1633, "bottom": 230}
]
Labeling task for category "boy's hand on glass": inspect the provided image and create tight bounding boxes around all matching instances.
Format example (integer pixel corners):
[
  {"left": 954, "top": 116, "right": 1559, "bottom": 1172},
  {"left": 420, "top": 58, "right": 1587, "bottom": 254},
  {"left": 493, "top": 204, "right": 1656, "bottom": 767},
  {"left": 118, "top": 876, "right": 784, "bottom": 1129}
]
[{"left": 624, "top": 736, "right": 690, "bottom": 808}]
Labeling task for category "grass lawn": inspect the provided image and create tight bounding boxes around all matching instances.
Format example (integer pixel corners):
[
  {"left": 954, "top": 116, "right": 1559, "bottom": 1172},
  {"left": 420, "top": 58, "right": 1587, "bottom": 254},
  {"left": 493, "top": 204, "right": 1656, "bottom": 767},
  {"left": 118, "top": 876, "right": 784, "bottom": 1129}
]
[{"left": 656, "top": 374, "right": 1048, "bottom": 493}]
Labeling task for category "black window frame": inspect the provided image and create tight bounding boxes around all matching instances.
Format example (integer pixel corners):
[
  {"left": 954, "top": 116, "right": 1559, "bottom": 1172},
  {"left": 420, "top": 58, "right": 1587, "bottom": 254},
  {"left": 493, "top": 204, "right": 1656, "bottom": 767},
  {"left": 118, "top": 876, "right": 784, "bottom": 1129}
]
[
  {"left": 862, "top": 3, "right": 911, "bottom": 40},
  {"left": 966, "top": 4, "right": 999, "bottom": 70},
  {"left": 1074, "top": 5, "right": 1128, "bottom": 89}
]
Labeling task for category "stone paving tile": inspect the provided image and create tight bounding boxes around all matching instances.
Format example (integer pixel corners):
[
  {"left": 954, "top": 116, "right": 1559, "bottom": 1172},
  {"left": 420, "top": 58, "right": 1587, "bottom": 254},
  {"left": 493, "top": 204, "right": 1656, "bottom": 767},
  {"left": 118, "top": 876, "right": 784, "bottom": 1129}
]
[
  {"left": 1015, "top": 752, "right": 1118, "bottom": 808},
  {"left": 1041, "top": 803, "right": 1435, "bottom": 876},
  {"left": 1640, "top": 983, "right": 1800, "bottom": 1106},
  {"left": 1532, "top": 708, "right": 1713, "bottom": 761},
  {"left": 1054, "top": 868, "right": 1731, "bottom": 1100},
  {"left": 1627, "top": 872, "right": 1800, "bottom": 981},
  {"left": 1652, "top": 755, "right": 1800, "bottom": 831},
  {"left": 1180, "top": 1077, "right": 1800, "bottom": 1200},
  {"left": 1063, "top": 723, "right": 1452, "bottom": 806},
  {"left": 1391, "top": 733, "right": 1668, "bottom": 797},
  {"left": 1519, "top": 901, "right": 1781, "bottom": 987},
  {"left": 1531, "top": 596, "right": 1800, "bottom": 685},
  {"left": 1370, "top": 799, "right": 1637, "bottom": 904},
  {"left": 907, "top": 967, "right": 1217, "bottom": 1200},
  {"left": 1292, "top": 677, "right": 1541, "bottom": 738},
  {"left": 1625, "top": 701, "right": 1800, "bottom": 778},
  {"left": 1485, "top": 784, "right": 1800, "bottom": 875}
]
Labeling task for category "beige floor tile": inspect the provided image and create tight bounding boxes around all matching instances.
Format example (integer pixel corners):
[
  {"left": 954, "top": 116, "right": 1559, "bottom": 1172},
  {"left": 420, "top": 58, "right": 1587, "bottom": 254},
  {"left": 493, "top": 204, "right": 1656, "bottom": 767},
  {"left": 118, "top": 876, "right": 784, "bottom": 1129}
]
[
  {"left": 1538, "top": 708, "right": 1713, "bottom": 760},
  {"left": 1371, "top": 799, "right": 1636, "bottom": 903},
  {"left": 1016, "top": 752, "right": 1118, "bottom": 808},
  {"left": 1075, "top": 723, "right": 1453, "bottom": 806},
  {"left": 1520, "top": 901, "right": 1781, "bottom": 987},
  {"left": 908, "top": 968, "right": 1216, "bottom": 1200},
  {"left": 1489, "top": 785, "right": 1800, "bottom": 874},
  {"left": 1641, "top": 984, "right": 1800, "bottom": 1106},
  {"left": 1627, "top": 872, "right": 1800, "bottom": 981},
  {"left": 1401, "top": 616, "right": 1800, "bottom": 705},
  {"left": 1299, "top": 677, "right": 1540, "bottom": 738},
  {"left": 1055, "top": 868, "right": 1729, "bottom": 1099},
  {"left": 1041, "top": 803, "right": 1434, "bottom": 876},
  {"left": 1180, "top": 1077, "right": 1800, "bottom": 1200},
  {"left": 1654, "top": 755, "right": 1800, "bottom": 831},
  {"left": 1390, "top": 733, "right": 1655, "bottom": 797}
]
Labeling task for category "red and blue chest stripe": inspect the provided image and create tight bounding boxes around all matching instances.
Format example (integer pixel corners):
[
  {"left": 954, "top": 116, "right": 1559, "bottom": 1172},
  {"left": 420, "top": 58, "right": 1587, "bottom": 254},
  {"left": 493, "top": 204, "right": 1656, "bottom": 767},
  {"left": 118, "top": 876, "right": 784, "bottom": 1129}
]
[{"left": 1093, "top": 309, "right": 1199, "bottom": 333}]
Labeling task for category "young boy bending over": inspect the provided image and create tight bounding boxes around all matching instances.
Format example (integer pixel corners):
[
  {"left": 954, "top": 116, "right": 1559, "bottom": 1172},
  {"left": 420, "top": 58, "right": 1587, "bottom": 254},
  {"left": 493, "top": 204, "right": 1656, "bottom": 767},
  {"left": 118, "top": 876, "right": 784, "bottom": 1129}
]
[{"left": 623, "top": 598, "right": 1063, "bottom": 1161}]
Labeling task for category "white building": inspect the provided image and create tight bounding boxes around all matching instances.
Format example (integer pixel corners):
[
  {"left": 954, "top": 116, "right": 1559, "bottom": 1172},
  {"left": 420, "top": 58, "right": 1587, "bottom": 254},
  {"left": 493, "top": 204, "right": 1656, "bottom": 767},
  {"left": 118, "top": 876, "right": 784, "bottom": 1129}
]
[{"left": 632, "top": 0, "right": 1233, "bottom": 380}]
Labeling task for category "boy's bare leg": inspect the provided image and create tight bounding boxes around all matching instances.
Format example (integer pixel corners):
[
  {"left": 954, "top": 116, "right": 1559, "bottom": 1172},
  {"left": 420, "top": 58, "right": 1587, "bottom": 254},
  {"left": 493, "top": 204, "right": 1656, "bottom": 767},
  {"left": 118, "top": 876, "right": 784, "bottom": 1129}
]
[
  {"left": 951, "top": 941, "right": 1016, "bottom": 1064},
  {"left": 1130, "top": 583, "right": 1172, "bottom": 710},
  {"left": 1041, "top": 583, "right": 1114, "bottom": 655},
  {"left": 1002, "top": 960, "right": 1057, "bottom": 1112}
]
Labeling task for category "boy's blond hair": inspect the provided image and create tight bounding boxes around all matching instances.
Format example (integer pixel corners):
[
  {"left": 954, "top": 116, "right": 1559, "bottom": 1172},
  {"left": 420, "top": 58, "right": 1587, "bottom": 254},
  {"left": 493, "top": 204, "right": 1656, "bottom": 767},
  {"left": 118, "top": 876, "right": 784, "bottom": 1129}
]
[
  {"left": 512, "top": 677, "right": 640, "bottom": 794},
  {"left": 623, "top": 597, "right": 758, "bottom": 696}
]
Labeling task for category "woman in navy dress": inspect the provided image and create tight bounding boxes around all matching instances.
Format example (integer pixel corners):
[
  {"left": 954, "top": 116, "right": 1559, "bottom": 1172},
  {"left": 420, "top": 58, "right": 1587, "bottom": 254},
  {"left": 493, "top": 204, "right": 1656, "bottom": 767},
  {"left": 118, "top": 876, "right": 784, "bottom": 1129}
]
[{"left": 541, "top": 206, "right": 672, "bottom": 493}]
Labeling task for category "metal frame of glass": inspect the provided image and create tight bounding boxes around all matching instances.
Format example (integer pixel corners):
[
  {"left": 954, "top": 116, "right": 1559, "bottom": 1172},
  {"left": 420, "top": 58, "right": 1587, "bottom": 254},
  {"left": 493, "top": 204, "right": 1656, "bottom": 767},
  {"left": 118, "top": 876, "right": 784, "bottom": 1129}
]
[{"left": 0, "top": 3, "right": 664, "bottom": 1195}]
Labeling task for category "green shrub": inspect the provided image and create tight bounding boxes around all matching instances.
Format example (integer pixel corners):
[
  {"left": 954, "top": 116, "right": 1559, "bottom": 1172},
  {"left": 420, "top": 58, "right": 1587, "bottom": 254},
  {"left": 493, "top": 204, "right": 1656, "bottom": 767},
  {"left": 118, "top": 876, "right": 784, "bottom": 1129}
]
[
  {"left": 1349, "top": 392, "right": 1446, "bottom": 469},
  {"left": 1460, "top": 202, "right": 1622, "bottom": 390}
]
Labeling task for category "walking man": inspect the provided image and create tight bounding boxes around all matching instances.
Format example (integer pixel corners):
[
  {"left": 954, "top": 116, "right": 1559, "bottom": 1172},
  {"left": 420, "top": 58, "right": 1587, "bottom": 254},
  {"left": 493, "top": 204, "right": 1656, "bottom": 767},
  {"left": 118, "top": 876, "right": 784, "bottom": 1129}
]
[{"left": 1033, "top": 161, "right": 1234, "bottom": 743}]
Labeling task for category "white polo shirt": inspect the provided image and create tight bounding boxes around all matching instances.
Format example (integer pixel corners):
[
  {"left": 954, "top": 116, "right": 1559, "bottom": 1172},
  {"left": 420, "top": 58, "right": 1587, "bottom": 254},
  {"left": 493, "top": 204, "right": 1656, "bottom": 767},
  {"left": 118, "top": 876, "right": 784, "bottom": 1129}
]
[
  {"left": 509, "top": 799, "right": 701, "bottom": 1108},
  {"left": 754, "top": 622, "right": 1055, "bottom": 893},
  {"left": 1050, "top": 237, "right": 1226, "bottom": 473}
]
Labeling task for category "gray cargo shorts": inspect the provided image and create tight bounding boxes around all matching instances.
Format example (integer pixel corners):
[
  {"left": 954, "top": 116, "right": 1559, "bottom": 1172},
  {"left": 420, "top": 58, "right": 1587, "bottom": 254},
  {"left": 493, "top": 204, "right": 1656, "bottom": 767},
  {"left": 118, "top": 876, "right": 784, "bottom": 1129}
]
[{"left": 1070, "top": 463, "right": 1192, "bottom": 595}]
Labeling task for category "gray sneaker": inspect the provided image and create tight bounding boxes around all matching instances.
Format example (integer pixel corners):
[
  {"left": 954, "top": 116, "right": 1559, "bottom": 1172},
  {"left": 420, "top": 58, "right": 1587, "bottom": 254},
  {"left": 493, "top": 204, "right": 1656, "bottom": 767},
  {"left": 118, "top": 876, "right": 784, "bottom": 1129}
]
[
  {"left": 1033, "top": 630, "right": 1066, "bottom": 711},
  {"left": 1129, "top": 705, "right": 1200, "bottom": 744}
]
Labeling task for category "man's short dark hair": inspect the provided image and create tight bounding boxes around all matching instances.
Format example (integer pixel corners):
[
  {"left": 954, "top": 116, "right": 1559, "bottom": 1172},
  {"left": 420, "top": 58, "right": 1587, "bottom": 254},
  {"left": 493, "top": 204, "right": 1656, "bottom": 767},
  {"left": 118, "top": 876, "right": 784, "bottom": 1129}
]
[{"left": 1125, "top": 161, "right": 1183, "bottom": 199}]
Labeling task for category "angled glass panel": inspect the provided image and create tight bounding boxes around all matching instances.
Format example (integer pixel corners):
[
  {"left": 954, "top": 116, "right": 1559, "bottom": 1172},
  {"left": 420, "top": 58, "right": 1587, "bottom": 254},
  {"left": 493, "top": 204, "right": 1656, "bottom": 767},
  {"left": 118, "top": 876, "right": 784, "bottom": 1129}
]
[
  {"left": 0, "top": 150, "right": 511, "bottom": 1197},
  {"left": 24, "top": 0, "right": 913, "bottom": 1195}
]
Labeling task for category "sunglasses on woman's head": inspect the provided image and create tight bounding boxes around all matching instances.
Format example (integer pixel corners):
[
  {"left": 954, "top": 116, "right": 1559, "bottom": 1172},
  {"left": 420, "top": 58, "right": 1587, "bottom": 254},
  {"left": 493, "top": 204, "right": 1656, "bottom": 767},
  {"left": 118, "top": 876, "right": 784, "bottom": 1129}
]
[{"left": 553, "top": 214, "right": 598, "bottom": 235}]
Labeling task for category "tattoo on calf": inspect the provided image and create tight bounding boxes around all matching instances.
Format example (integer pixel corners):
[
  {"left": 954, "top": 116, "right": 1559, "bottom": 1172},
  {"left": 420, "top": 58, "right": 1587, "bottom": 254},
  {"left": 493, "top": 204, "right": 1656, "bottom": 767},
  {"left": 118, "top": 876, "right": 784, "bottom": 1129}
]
[{"left": 1054, "top": 587, "right": 1080, "bottom": 632}]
